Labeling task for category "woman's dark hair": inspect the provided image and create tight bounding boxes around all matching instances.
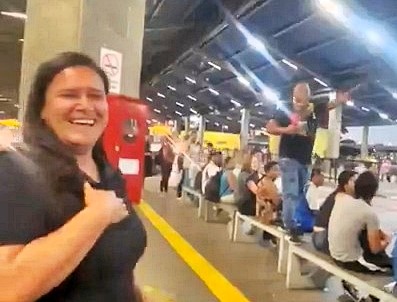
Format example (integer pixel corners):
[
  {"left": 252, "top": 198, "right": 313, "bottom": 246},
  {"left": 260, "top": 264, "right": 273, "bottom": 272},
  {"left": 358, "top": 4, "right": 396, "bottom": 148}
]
[
  {"left": 22, "top": 52, "right": 110, "bottom": 207},
  {"left": 355, "top": 171, "right": 378, "bottom": 203},
  {"left": 264, "top": 161, "right": 278, "bottom": 173},
  {"left": 310, "top": 168, "right": 322, "bottom": 180},
  {"left": 335, "top": 170, "right": 357, "bottom": 193}
]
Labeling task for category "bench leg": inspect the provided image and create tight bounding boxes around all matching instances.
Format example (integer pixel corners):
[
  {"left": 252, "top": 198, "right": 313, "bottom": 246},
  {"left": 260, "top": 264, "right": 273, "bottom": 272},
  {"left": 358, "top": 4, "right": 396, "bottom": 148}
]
[
  {"left": 277, "top": 236, "right": 288, "bottom": 274},
  {"left": 286, "top": 251, "right": 319, "bottom": 289},
  {"left": 231, "top": 211, "right": 239, "bottom": 242},
  {"left": 198, "top": 196, "right": 203, "bottom": 219}
]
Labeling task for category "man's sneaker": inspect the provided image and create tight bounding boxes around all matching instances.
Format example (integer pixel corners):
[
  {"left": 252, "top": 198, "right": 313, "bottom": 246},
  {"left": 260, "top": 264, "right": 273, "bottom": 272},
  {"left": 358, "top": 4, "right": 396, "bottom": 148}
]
[{"left": 287, "top": 234, "right": 302, "bottom": 245}]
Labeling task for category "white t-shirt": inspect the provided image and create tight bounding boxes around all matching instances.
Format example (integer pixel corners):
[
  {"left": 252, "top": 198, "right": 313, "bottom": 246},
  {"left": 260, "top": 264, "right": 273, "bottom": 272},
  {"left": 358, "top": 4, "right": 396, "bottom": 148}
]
[
  {"left": 305, "top": 183, "right": 334, "bottom": 211},
  {"left": 328, "top": 194, "right": 380, "bottom": 262},
  {"left": 202, "top": 161, "right": 220, "bottom": 194}
]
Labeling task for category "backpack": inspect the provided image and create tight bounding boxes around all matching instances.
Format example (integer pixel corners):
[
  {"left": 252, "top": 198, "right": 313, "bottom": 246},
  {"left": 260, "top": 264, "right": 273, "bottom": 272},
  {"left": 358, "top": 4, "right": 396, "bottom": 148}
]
[
  {"left": 194, "top": 170, "right": 203, "bottom": 192},
  {"left": 204, "top": 171, "right": 224, "bottom": 203}
]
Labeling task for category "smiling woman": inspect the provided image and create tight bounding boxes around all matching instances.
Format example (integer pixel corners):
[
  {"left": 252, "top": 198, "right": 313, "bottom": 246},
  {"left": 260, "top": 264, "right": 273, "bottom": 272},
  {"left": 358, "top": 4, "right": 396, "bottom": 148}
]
[{"left": 0, "top": 52, "right": 147, "bottom": 302}]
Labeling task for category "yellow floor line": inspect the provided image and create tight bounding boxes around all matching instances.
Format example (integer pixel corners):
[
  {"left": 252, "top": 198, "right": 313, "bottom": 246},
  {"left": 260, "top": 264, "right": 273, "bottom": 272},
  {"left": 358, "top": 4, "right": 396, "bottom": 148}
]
[{"left": 138, "top": 200, "right": 250, "bottom": 302}]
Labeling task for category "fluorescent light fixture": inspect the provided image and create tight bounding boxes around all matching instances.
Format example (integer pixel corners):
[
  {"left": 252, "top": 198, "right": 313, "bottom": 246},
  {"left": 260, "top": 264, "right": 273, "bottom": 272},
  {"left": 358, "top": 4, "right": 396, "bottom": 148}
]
[
  {"left": 208, "top": 88, "right": 219, "bottom": 96},
  {"left": 281, "top": 59, "right": 298, "bottom": 70},
  {"left": 176, "top": 102, "right": 184, "bottom": 108},
  {"left": 1, "top": 11, "right": 27, "bottom": 20},
  {"left": 238, "top": 77, "right": 250, "bottom": 86},
  {"left": 146, "top": 119, "right": 151, "bottom": 124},
  {"left": 314, "top": 77, "right": 329, "bottom": 87},
  {"left": 157, "top": 92, "right": 165, "bottom": 98},
  {"left": 152, "top": 119, "right": 158, "bottom": 123},
  {"left": 223, "top": 125, "right": 229, "bottom": 130},
  {"left": 175, "top": 111, "right": 183, "bottom": 116},
  {"left": 230, "top": 99, "right": 242, "bottom": 107},
  {"left": 214, "top": 122, "right": 220, "bottom": 126},
  {"left": 392, "top": 92, "right": 397, "bottom": 99},
  {"left": 154, "top": 109, "right": 161, "bottom": 114},
  {"left": 209, "top": 106, "right": 214, "bottom": 110},
  {"left": 18, "top": 38, "right": 24, "bottom": 42},
  {"left": 185, "top": 76, "right": 196, "bottom": 84},
  {"left": 379, "top": 112, "right": 389, "bottom": 119},
  {"left": 208, "top": 61, "right": 221, "bottom": 71},
  {"left": 187, "top": 95, "right": 197, "bottom": 101},
  {"left": 250, "top": 123, "right": 255, "bottom": 128},
  {"left": 226, "top": 117, "right": 232, "bottom": 121},
  {"left": 167, "top": 85, "right": 176, "bottom": 91},
  {"left": 258, "top": 111, "right": 264, "bottom": 115},
  {"left": 346, "top": 100, "right": 354, "bottom": 107},
  {"left": 146, "top": 97, "right": 153, "bottom": 102},
  {"left": 254, "top": 102, "right": 261, "bottom": 107},
  {"left": 190, "top": 108, "right": 198, "bottom": 114},
  {"left": 14, "top": 104, "right": 20, "bottom": 108},
  {"left": 317, "top": 0, "right": 343, "bottom": 17},
  {"left": 361, "top": 106, "right": 370, "bottom": 112}
]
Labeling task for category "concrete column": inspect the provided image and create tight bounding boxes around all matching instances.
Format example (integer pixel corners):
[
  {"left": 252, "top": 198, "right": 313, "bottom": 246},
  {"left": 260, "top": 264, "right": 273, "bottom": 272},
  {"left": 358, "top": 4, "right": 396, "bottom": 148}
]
[
  {"left": 326, "top": 91, "right": 342, "bottom": 159},
  {"left": 184, "top": 116, "right": 190, "bottom": 133},
  {"left": 19, "top": 0, "right": 146, "bottom": 120},
  {"left": 198, "top": 115, "right": 205, "bottom": 145},
  {"left": 240, "top": 108, "right": 250, "bottom": 149},
  {"left": 361, "top": 125, "right": 369, "bottom": 159}
]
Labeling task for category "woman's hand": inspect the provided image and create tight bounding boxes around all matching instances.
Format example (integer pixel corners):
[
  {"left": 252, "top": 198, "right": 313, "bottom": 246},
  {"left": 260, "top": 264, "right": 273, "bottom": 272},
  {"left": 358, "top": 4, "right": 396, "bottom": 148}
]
[{"left": 84, "top": 182, "right": 129, "bottom": 225}]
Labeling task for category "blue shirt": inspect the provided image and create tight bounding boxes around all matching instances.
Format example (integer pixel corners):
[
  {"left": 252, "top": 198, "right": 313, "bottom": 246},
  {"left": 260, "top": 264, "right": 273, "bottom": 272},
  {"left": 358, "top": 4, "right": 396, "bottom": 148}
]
[{"left": 220, "top": 171, "right": 233, "bottom": 197}]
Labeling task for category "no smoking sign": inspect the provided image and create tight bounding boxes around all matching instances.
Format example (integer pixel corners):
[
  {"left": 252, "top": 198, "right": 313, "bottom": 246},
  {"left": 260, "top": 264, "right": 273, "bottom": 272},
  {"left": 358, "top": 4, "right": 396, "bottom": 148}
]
[{"left": 100, "top": 47, "right": 123, "bottom": 94}]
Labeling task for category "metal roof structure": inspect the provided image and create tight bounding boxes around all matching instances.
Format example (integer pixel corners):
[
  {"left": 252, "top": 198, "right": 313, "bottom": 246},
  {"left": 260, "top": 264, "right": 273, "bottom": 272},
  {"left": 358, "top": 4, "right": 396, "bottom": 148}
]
[{"left": 142, "top": 0, "right": 397, "bottom": 132}]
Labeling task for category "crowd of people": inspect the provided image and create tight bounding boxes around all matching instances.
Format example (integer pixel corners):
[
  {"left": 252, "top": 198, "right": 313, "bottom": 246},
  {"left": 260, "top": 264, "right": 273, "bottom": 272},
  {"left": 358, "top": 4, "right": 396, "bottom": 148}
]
[{"left": 152, "top": 82, "right": 397, "bottom": 301}]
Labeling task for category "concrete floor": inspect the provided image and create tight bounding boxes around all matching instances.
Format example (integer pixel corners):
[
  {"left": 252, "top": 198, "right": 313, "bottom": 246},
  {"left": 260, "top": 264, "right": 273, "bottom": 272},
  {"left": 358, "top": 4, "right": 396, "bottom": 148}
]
[{"left": 135, "top": 177, "right": 345, "bottom": 302}]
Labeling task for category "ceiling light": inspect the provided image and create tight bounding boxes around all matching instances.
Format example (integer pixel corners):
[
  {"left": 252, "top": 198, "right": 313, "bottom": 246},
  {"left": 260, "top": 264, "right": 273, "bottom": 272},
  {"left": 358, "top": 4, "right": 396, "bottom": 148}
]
[
  {"left": 223, "top": 125, "right": 229, "bottom": 130},
  {"left": 208, "top": 61, "right": 221, "bottom": 71},
  {"left": 176, "top": 102, "right": 184, "bottom": 108},
  {"left": 281, "top": 59, "right": 298, "bottom": 70},
  {"left": 346, "top": 100, "right": 354, "bottom": 107},
  {"left": 167, "top": 85, "right": 176, "bottom": 91},
  {"left": 250, "top": 123, "right": 255, "bottom": 128},
  {"left": 226, "top": 117, "right": 232, "bottom": 121},
  {"left": 314, "top": 77, "right": 329, "bottom": 87},
  {"left": 14, "top": 104, "right": 19, "bottom": 108},
  {"left": 379, "top": 112, "right": 389, "bottom": 119},
  {"left": 18, "top": 38, "right": 24, "bottom": 42},
  {"left": 152, "top": 119, "right": 158, "bottom": 123},
  {"left": 185, "top": 76, "right": 196, "bottom": 84},
  {"left": 208, "top": 88, "right": 219, "bottom": 96},
  {"left": 214, "top": 122, "right": 220, "bottom": 126},
  {"left": 146, "top": 119, "right": 151, "bottom": 124},
  {"left": 254, "top": 102, "right": 261, "bottom": 107},
  {"left": 258, "top": 111, "right": 264, "bottom": 115},
  {"left": 154, "top": 109, "right": 161, "bottom": 114},
  {"left": 317, "top": 0, "right": 343, "bottom": 17},
  {"left": 230, "top": 99, "right": 242, "bottom": 107},
  {"left": 187, "top": 95, "right": 197, "bottom": 101},
  {"left": 361, "top": 106, "right": 370, "bottom": 112},
  {"left": 146, "top": 97, "right": 153, "bottom": 102},
  {"left": 1, "top": 11, "right": 27, "bottom": 20},
  {"left": 238, "top": 77, "right": 250, "bottom": 86},
  {"left": 392, "top": 92, "right": 397, "bottom": 99},
  {"left": 209, "top": 106, "right": 214, "bottom": 110},
  {"left": 175, "top": 111, "right": 183, "bottom": 116},
  {"left": 163, "top": 105, "right": 168, "bottom": 109},
  {"left": 157, "top": 92, "right": 165, "bottom": 98},
  {"left": 190, "top": 108, "right": 198, "bottom": 114}
]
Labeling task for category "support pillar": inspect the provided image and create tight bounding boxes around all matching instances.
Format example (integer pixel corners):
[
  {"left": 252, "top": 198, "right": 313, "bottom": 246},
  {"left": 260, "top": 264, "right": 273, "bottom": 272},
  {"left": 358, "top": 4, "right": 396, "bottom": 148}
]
[
  {"left": 326, "top": 92, "right": 342, "bottom": 180},
  {"left": 19, "top": 0, "right": 146, "bottom": 120},
  {"left": 184, "top": 116, "right": 190, "bottom": 133},
  {"left": 198, "top": 115, "right": 205, "bottom": 145},
  {"left": 240, "top": 108, "right": 250, "bottom": 149},
  {"left": 361, "top": 126, "right": 369, "bottom": 159}
]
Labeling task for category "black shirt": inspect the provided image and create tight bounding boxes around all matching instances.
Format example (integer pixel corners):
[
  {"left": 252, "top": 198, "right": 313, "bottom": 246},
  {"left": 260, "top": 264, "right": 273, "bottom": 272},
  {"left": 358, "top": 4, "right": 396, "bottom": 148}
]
[
  {"left": 238, "top": 171, "right": 260, "bottom": 216},
  {"left": 273, "top": 107, "right": 318, "bottom": 165},
  {"left": 314, "top": 191, "right": 337, "bottom": 228},
  {"left": 0, "top": 150, "right": 147, "bottom": 301}
]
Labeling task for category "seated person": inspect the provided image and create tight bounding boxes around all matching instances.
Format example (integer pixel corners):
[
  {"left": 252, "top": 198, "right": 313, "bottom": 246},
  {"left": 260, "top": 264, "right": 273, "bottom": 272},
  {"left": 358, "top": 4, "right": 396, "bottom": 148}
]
[
  {"left": 201, "top": 152, "right": 222, "bottom": 194},
  {"left": 256, "top": 161, "right": 281, "bottom": 224},
  {"left": 305, "top": 168, "right": 334, "bottom": 211},
  {"left": 328, "top": 171, "right": 392, "bottom": 273},
  {"left": 312, "top": 170, "right": 357, "bottom": 253},
  {"left": 219, "top": 156, "right": 237, "bottom": 204}
]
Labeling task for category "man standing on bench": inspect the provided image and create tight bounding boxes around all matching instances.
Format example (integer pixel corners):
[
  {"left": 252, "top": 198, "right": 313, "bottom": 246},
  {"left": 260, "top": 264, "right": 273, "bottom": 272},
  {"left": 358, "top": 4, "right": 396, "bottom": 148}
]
[{"left": 267, "top": 82, "right": 348, "bottom": 244}]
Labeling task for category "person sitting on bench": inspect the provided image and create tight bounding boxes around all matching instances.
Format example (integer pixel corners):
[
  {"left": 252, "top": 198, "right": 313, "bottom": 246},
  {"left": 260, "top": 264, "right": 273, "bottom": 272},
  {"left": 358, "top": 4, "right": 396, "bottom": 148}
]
[
  {"left": 219, "top": 156, "right": 237, "bottom": 204},
  {"left": 328, "top": 171, "right": 392, "bottom": 273},
  {"left": 312, "top": 170, "right": 357, "bottom": 253}
]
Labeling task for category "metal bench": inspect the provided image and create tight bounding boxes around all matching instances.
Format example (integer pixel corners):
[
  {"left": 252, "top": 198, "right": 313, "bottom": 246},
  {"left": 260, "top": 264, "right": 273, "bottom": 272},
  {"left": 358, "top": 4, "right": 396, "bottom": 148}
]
[
  {"left": 287, "top": 241, "right": 397, "bottom": 302},
  {"left": 181, "top": 186, "right": 205, "bottom": 218},
  {"left": 231, "top": 211, "right": 289, "bottom": 274}
]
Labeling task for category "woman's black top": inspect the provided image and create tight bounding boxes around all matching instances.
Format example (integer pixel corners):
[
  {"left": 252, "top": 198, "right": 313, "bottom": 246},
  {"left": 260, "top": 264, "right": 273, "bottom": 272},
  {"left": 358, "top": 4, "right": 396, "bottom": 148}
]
[{"left": 0, "top": 150, "right": 147, "bottom": 301}]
